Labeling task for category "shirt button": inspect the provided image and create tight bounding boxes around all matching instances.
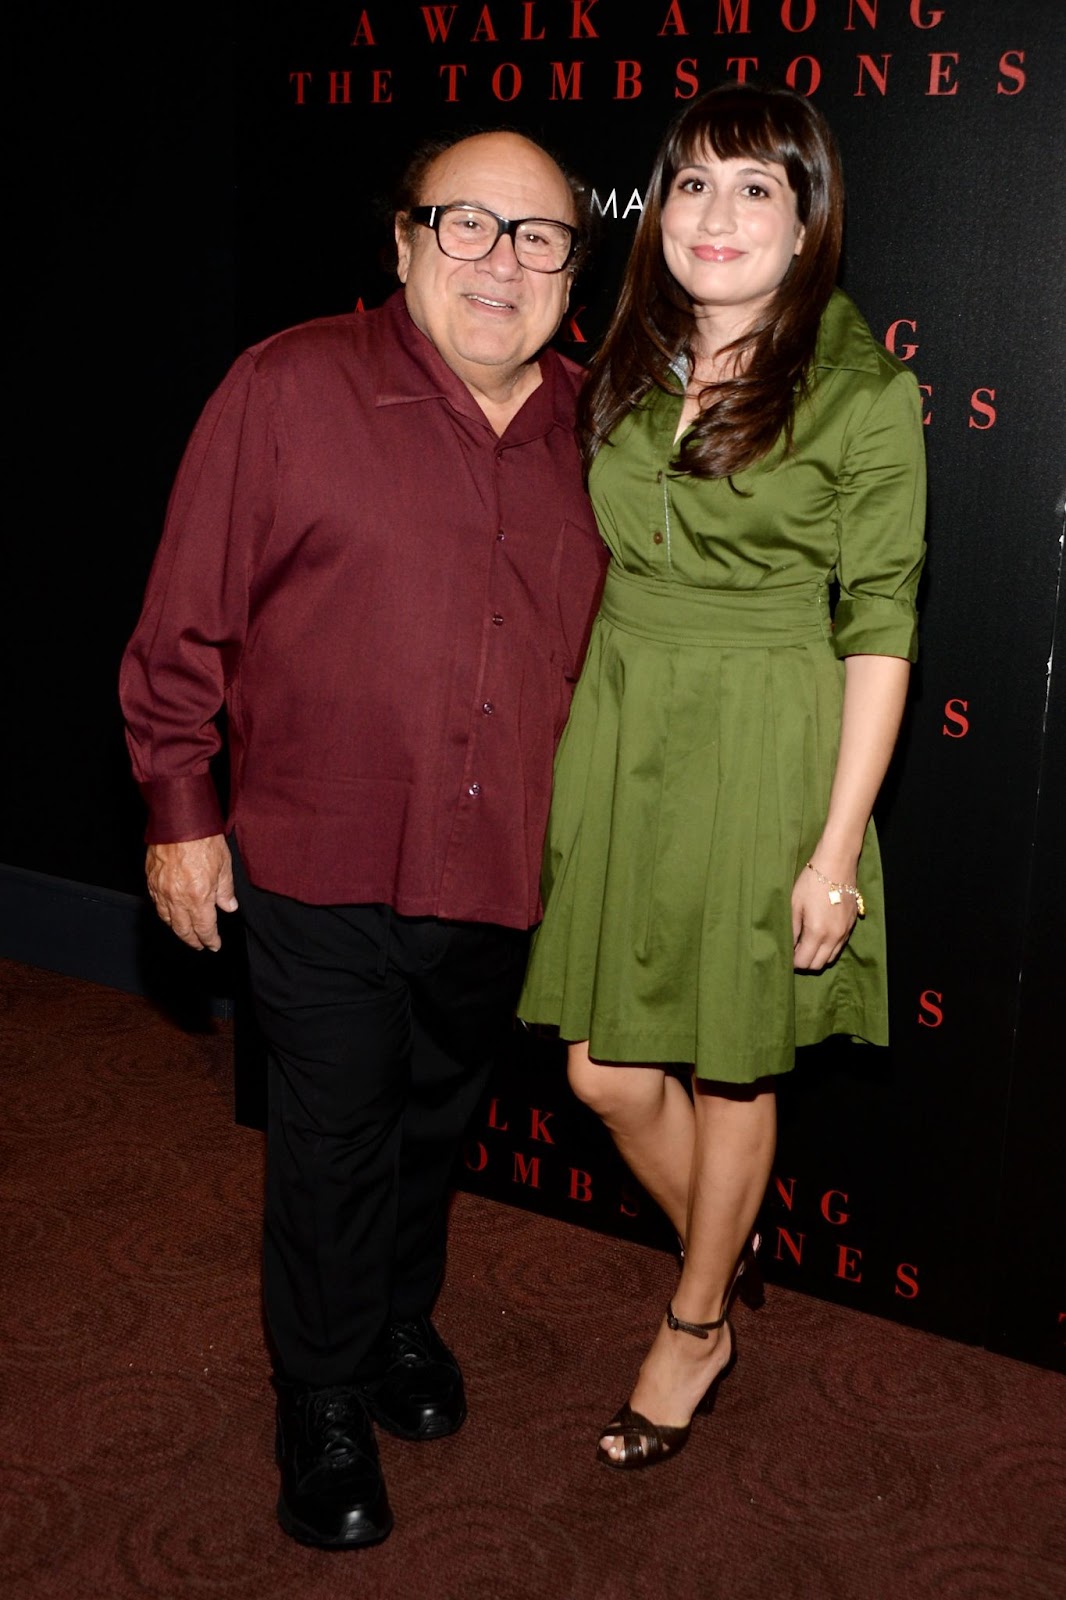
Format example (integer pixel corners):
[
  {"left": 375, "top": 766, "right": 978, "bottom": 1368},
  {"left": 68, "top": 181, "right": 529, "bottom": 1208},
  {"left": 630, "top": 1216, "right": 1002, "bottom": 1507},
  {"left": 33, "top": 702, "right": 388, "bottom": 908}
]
[
  {"left": 496, "top": 529, "right": 506, "bottom": 541},
  {"left": 468, "top": 782, "right": 482, "bottom": 797},
  {"left": 491, "top": 613, "right": 504, "bottom": 626},
  {"left": 652, "top": 531, "right": 664, "bottom": 545},
  {"left": 482, "top": 701, "right": 495, "bottom": 715}
]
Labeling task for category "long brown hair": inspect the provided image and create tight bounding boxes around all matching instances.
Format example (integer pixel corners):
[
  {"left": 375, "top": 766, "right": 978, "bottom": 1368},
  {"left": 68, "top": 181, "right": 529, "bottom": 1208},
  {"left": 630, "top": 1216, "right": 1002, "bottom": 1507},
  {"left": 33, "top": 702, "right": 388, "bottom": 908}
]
[{"left": 579, "top": 82, "right": 844, "bottom": 479}]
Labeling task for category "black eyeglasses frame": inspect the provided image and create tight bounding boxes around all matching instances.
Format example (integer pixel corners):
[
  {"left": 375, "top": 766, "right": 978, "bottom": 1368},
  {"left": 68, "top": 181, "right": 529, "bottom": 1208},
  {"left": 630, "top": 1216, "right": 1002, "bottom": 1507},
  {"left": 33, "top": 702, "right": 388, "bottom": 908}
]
[{"left": 409, "top": 204, "right": 578, "bottom": 274}]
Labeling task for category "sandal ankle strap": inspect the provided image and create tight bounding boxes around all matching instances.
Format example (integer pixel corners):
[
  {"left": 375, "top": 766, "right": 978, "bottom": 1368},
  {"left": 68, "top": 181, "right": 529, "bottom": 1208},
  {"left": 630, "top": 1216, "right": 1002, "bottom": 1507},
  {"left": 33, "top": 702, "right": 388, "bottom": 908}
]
[{"left": 666, "top": 1302, "right": 727, "bottom": 1340}]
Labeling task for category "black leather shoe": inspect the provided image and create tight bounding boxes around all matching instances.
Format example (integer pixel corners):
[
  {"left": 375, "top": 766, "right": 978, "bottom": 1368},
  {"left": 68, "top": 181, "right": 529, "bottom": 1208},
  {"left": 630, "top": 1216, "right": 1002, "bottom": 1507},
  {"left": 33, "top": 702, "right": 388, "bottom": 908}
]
[
  {"left": 361, "top": 1316, "right": 467, "bottom": 1441},
  {"left": 274, "top": 1381, "right": 393, "bottom": 1549}
]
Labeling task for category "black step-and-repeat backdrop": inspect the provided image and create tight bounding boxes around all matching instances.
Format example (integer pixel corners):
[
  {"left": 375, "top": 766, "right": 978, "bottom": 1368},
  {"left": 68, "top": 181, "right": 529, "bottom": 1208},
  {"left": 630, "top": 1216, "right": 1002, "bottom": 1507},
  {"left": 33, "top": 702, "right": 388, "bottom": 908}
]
[
  {"left": 229, "top": 1, "right": 1064, "bottom": 1370},
  {"left": 8, "top": 4, "right": 1061, "bottom": 1370}
]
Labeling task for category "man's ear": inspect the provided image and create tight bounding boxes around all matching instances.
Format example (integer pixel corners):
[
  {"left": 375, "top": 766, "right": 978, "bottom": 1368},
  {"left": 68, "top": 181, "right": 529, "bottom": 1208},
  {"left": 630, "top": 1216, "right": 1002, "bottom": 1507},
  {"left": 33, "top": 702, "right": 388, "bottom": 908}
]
[{"left": 395, "top": 216, "right": 411, "bottom": 283}]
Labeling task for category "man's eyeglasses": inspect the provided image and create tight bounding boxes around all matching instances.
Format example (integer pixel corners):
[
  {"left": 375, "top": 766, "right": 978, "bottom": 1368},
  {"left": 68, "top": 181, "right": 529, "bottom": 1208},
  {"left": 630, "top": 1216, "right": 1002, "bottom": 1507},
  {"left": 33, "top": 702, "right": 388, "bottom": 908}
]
[{"left": 410, "top": 204, "right": 578, "bottom": 274}]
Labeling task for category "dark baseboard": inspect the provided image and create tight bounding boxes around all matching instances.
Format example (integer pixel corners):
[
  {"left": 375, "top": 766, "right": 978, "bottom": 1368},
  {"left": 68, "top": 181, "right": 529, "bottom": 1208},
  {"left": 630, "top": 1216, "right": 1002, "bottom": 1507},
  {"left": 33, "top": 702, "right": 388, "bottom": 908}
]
[{"left": 0, "top": 863, "right": 234, "bottom": 1019}]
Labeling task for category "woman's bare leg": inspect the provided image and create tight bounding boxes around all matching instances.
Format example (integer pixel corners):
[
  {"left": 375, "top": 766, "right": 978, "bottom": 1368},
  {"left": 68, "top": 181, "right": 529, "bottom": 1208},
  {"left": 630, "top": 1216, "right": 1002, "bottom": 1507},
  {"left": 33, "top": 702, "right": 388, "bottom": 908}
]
[
  {"left": 599, "top": 1079, "right": 777, "bottom": 1459},
  {"left": 567, "top": 1041, "right": 695, "bottom": 1240}
]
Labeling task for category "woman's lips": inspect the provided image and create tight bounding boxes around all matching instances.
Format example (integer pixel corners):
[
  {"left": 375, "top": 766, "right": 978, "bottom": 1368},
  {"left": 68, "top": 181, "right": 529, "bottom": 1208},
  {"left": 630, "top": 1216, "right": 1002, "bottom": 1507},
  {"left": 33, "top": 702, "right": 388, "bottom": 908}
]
[{"left": 692, "top": 246, "right": 744, "bottom": 262}]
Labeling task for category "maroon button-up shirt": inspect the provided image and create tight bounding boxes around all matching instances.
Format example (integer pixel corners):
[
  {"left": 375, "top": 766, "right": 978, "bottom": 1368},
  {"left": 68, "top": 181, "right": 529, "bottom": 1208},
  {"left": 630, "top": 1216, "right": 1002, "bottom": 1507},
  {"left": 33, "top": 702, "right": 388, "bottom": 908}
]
[{"left": 120, "top": 292, "right": 607, "bottom": 928}]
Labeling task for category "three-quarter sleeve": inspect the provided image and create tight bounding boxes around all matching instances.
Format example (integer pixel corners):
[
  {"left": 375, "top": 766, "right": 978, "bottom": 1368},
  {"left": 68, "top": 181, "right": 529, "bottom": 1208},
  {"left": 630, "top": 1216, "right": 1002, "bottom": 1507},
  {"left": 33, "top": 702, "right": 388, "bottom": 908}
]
[
  {"left": 832, "top": 367, "right": 927, "bottom": 661},
  {"left": 119, "top": 353, "right": 278, "bottom": 842}
]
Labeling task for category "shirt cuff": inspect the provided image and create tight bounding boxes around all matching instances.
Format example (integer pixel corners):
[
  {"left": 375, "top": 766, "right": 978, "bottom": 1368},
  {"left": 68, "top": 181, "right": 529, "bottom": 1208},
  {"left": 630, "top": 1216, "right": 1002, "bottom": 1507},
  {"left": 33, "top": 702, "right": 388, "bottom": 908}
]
[
  {"left": 832, "top": 594, "right": 919, "bottom": 662},
  {"left": 139, "top": 774, "right": 225, "bottom": 844}
]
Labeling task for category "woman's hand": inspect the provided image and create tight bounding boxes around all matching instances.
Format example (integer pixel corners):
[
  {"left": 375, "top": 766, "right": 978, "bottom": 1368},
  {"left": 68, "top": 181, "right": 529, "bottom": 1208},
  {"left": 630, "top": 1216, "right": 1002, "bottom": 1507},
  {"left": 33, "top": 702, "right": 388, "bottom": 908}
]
[{"left": 791, "top": 863, "right": 858, "bottom": 972}]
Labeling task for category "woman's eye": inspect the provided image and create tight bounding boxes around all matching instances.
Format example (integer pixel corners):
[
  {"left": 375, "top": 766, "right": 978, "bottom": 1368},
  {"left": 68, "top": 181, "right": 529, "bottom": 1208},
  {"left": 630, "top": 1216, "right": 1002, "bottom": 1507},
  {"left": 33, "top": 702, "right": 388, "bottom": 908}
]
[
  {"left": 678, "top": 177, "right": 706, "bottom": 194},
  {"left": 741, "top": 184, "right": 769, "bottom": 199}
]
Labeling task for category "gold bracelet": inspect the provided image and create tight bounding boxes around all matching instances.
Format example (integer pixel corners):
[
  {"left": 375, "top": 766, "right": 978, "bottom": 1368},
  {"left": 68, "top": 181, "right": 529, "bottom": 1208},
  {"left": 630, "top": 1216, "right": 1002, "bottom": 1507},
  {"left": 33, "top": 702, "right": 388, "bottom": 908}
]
[{"left": 806, "top": 861, "right": 866, "bottom": 917}]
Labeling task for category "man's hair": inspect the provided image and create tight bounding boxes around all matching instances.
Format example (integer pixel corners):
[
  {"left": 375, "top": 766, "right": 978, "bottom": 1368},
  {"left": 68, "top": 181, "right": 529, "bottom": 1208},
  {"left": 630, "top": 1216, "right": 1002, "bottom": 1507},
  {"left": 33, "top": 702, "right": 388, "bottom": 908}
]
[
  {"left": 579, "top": 81, "right": 845, "bottom": 478},
  {"left": 388, "top": 127, "right": 595, "bottom": 272}
]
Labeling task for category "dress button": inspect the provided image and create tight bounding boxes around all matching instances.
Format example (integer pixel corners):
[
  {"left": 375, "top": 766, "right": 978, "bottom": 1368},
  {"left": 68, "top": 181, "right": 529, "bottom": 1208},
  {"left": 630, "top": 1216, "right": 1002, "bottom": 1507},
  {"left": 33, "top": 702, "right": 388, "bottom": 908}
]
[
  {"left": 656, "top": 470, "right": 663, "bottom": 483},
  {"left": 482, "top": 701, "right": 495, "bottom": 715},
  {"left": 496, "top": 530, "right": 505, "bottom": 541},
  {"left": 468, "top": 782, "right": 482, "bottom": 797},
  {"left": 653, "top": 531, "right": 664, "bottom": 545},
  {"left": 491, "top": 612, "right": 504, "bottom": 626}
]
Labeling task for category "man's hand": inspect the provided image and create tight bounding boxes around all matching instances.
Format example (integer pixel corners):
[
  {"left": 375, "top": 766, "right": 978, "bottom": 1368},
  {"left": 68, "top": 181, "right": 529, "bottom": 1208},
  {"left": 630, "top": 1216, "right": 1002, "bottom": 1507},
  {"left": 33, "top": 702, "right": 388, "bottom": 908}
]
[{"left": 145, "top": 835, "right": 238, "bottom": 952}]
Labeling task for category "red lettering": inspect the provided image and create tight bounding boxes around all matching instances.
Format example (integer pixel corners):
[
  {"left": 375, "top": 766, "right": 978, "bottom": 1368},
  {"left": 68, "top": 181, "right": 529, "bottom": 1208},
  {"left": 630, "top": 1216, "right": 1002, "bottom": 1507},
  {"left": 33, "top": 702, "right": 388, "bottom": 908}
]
[
  {"left": 968, "top": 388, "right": 996, "bottom": 430},
  {"left": 371, "top": 69, "right": 392, "bottom": 103},
  {"left": 351, "top": 10, "right": 376, "bottom": 45},
  {"left": 675, "top": 57, "right": 700, "bottom": 97},
  {"left": 727, "top": 55, "right": 759, "bottom": 82},
  {"left": 885, "top": 317, "right": 918, "bottom": 361},
  {"left": 781, "top": 0, "right": 816, "bottom": 32},
  {"left": 549, "top": 60, "right": 584, "bottom": 100},
  {"left": 717, "top": 0, "right": 752, "bottom": 32},
  {"left": 855, "top": 53, "right": 891, "bottom": 97},
  {"left": 775, "top": 1227, "right": 805, "bottom": 1266},
  {"left": 522, "top": 2, "right": 546, "bottom": 40},
  {"left": 942, "top": 698, "right": 969, "bottom": 738},
  {"left": 821, "top": 1190, "right": 850, "bottom": 1226},
  {"left": 492, "top": 62, "right": 522, "bottom": 101},
  {"left": 487, "top": 1097, "right": 509, "bottom": 1131},
  {"left": 571, "top": 0, "right": 599, "bottom": 39},
  {"left": 917, "top": 990, "right": 944, "bottom": 1029},
  {"left": 997, "top": 51, "right": 1026, "bottom": 95},
  {"left": 659, "top": 0, "right": 689, "bottom": 35},
  {"left": 615, "top": 60, "right": 643, "bottom": 99},
  {"left": 328, "top": 71, "right": 351, "bottom": 105},
  {"left": 529, "top": 1107, "right": 555, "bottom": 1144},
  {"left": 845, "top": 0, "right": 877, "bottom": 28},
  {"left": 354, "top": 298, "right": 367, "bottom": 313},
  {"left": 422, "top": 5, "right": 458, "bottom": 43},
  {"left": 835, "top": 1245, "right": 863, "bottom": 1283},
  {"left": 910, "top": 0, "right": 944, "bottom": 26},
  {"left": 438, "top": 63, "right": 468, "bottom": 100},
  {"left": 513, "top": 1152, "right": 541, "bottom": 1187},
  {"left": 464, "top": 1140, "right": 488, "bottom": 1172},
  {"left": 568, "top": 1168, "right": 593, "bottom": 1202},
  {"left": 564, "top": 306, "right": 588, "bottom": 343},
  {"left": 918, "top": 382, "right": 932, "bottom": 425},
  {"left": 619, "top": 1188, "right": 640, "bottom": 1219},
  {"left": 926, "top": 51, "right": 959, "bottom": 96},
  {"left": 895, "top": 1262, "right": 920, "bottom": 1299},
  {"left": 774, "top": 1175, "right": 797, "bottom": 1210},
  {"left": 472, "top": 6, "right": 499, "bottom": 42},
  {"left": 289, "top": 71, "right": 312, "bottom": 106},
  {"left": 785, "top": 55, "right": 821, "bottom": 95}
]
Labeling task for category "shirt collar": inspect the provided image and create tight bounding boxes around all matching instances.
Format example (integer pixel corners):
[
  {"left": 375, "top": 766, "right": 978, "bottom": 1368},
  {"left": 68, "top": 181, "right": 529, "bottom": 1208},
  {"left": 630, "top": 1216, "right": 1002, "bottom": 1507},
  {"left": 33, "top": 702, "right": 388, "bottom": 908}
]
[{"left": 372, "top": 290, "right": 570, "bottom": 443}]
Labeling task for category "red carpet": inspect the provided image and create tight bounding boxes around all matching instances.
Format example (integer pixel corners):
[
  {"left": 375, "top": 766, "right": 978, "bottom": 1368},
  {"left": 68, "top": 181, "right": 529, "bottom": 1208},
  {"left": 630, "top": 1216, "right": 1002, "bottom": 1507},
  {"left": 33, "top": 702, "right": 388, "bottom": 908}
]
[{"left": 1, "top": 959, "right": 1063, "bottom": 1599}]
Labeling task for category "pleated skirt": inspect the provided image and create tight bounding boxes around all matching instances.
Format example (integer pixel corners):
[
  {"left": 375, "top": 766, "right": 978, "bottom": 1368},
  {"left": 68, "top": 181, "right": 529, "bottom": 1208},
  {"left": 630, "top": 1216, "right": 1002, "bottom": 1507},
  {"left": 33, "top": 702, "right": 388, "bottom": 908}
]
[{"left": 519, "top": 565, "right": 889, "bottom": 1082}]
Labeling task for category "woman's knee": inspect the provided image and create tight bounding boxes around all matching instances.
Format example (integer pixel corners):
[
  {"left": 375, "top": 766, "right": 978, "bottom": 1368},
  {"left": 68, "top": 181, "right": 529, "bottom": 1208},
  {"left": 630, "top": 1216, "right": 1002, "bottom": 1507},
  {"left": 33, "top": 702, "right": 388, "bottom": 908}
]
[{"left": 567, "top": 1044, "right": 657, "bottom": 1120}]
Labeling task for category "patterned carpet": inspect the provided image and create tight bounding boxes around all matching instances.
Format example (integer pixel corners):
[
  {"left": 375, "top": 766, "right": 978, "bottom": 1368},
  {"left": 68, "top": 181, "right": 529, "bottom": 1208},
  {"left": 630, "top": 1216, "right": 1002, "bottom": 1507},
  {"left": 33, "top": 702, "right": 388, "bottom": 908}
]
[{"left": 1, "top": 958, "right": 1063, "bottom": 1599}]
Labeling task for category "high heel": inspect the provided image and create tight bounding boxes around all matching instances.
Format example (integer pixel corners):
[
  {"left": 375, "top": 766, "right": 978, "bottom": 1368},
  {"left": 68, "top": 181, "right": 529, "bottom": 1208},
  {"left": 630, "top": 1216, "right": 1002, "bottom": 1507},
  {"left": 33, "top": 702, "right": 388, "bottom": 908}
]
[
  {"left": 597, "top": 1233, "right": 760, "bottom": 1472},
  {"left": 595, "top": 1311, "right": 735, "bottom": 1470}
]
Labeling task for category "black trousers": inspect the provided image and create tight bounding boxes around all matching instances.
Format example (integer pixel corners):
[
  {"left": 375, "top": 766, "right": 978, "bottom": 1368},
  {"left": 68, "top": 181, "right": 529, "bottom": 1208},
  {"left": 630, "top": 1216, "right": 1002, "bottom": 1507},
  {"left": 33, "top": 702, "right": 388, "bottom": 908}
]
[{"left": 233, "top": 849, "right": 529, "bottom": 1387}]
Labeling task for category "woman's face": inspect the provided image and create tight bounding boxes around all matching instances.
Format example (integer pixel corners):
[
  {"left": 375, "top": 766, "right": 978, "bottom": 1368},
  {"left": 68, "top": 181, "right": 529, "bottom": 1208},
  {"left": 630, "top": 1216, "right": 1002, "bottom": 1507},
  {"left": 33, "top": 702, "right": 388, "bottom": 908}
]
[{"left": 660, "top": 146, "right": 806, "bottom": 331}]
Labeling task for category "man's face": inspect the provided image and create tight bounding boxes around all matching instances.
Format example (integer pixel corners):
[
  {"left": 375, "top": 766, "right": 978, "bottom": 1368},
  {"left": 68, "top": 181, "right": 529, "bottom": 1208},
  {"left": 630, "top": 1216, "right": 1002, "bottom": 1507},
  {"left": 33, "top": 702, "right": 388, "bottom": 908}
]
[{"left": 395, "top": 132, "right": 575, "bottom": 397}]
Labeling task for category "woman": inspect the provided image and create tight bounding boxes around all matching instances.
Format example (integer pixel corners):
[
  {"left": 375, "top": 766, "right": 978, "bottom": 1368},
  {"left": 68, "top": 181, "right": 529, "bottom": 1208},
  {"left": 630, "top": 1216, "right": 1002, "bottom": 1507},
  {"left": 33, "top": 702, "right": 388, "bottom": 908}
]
[{"left": 519, "top": 83, "right": 926, "bottom": 1470}]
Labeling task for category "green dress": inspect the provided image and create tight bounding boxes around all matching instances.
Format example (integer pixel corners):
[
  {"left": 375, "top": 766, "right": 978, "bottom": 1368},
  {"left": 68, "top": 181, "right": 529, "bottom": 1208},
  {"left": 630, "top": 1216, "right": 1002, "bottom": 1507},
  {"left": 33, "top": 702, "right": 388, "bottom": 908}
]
[{"left": 519, "top": 291, "right": 927, "bottom": 1082}]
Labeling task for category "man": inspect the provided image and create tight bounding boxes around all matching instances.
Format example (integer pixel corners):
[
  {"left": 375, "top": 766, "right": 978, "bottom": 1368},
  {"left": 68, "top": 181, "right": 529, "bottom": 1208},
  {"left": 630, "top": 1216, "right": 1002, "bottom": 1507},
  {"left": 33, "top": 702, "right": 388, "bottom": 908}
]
[{"left": 120, "top": 130, "right": 607, "bottom": 1549}]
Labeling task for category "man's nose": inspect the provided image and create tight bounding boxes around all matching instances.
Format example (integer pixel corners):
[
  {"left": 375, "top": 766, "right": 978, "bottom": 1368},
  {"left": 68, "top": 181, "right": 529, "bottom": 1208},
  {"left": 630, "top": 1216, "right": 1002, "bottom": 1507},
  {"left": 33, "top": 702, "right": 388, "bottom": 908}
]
[{"left": 480, "top": 230, "right": 523, "bottom": 275}]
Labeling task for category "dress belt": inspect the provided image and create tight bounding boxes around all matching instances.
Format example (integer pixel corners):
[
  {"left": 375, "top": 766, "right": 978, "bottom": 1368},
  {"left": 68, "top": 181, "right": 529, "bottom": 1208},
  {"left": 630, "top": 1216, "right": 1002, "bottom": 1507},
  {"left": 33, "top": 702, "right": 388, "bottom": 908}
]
[{"left": 598, "top": 564, "right": 831, "bottom": 649}]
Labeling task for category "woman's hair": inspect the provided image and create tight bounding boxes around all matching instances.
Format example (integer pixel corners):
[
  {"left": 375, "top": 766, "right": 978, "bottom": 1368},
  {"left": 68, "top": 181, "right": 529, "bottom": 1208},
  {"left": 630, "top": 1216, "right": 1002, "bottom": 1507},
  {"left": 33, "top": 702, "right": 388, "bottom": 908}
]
[{"left": 578, "top": 82, "right": 844, "bottom": 479}]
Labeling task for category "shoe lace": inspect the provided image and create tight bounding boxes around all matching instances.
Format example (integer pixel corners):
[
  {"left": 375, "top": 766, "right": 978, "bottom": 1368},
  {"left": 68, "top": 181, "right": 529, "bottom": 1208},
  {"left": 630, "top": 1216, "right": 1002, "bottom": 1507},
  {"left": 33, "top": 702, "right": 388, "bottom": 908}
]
[{"left": 305, "top": 1387, "right": 371, "bottom": 1468}]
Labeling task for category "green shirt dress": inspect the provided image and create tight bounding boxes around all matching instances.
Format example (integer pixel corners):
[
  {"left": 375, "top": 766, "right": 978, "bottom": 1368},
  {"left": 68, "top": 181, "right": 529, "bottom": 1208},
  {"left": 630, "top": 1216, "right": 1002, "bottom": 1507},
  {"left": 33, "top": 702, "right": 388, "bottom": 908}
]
[{"left": 519, "top": 290, "right": 927, "bottom": 1082}]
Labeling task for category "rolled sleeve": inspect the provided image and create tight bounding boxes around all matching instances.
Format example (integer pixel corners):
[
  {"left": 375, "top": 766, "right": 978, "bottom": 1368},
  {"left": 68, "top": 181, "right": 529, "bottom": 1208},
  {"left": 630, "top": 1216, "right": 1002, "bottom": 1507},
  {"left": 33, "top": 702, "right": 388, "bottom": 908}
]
[{"left": 832, "top": 367, "right": 926, "bottom": 662}]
